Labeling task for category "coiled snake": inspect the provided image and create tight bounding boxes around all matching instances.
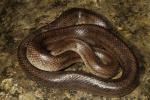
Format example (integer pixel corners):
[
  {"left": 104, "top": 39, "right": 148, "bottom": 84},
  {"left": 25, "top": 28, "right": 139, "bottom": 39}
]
[{"left": 18, "top": 8, "right": 139, "bottom": 97}]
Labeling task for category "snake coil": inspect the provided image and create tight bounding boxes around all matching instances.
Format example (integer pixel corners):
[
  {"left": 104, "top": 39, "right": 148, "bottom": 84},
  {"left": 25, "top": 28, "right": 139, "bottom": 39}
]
[{"left": 18, "top": 8, "right": 139, "bottom": 97}]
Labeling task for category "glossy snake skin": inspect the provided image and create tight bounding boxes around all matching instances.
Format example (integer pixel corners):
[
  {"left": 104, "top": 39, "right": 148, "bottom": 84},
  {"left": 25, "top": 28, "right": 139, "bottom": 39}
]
[{"left": 18, "top": 8, "right": 139, "bottom": 97}]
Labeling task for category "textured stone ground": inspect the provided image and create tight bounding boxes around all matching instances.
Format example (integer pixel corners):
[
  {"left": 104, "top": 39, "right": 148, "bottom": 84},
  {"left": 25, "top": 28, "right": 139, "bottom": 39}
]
[{"left": 0, "top": 0, "right": 150, "bottom": 100}]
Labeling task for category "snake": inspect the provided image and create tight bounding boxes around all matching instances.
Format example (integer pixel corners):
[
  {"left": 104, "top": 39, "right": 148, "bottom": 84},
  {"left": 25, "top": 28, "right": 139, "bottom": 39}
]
[{"left": 17, "top": 8, "right": 139, "bottom": 97}]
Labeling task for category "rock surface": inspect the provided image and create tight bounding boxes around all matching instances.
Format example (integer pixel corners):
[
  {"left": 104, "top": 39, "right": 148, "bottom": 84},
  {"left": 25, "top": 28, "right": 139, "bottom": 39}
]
[{"left": 0, "top": 0, "right": 150, "bottom": 100}]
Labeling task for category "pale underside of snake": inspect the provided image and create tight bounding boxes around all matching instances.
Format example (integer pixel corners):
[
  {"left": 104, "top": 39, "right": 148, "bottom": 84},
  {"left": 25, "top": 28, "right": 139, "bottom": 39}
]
[{"left": 18, "top": 8, "right": 139, "bottom": 97}]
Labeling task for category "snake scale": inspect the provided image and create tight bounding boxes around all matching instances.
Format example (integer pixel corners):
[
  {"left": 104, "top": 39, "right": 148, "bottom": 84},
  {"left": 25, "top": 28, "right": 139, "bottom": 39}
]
[{"left": 18, "top": 8, "right": 139, "bottom": 97}]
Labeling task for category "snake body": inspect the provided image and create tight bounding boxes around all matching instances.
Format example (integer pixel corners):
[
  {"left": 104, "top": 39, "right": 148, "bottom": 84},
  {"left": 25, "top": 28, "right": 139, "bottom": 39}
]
[{"left": 18, "top": 8, "right": 139, "bottom": 97}]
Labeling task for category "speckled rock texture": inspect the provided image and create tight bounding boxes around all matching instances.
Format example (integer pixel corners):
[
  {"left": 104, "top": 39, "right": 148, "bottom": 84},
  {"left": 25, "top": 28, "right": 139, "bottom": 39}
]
[{"left": 0, "top": 0, "right": 150, "bottom": 100}]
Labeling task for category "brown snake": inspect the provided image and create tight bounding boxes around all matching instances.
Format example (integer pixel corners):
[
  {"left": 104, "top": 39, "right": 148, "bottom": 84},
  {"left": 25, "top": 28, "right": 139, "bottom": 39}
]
[{"left": 18, "top": 8, "right": 139, "bottom": 97}]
